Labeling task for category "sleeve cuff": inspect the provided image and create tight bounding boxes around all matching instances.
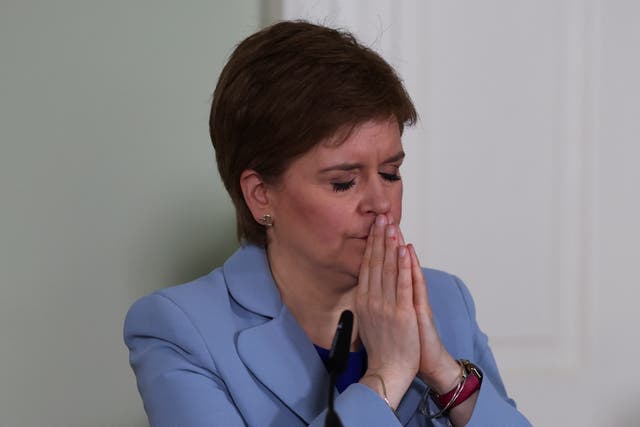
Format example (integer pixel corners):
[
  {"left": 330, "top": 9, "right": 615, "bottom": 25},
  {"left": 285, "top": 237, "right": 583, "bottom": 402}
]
[
  {"left": 465, "top": 376, "right": 533, "bottom": 427},
  {"left": 310, "top": 383, "right": 403, "bottom": 427}
]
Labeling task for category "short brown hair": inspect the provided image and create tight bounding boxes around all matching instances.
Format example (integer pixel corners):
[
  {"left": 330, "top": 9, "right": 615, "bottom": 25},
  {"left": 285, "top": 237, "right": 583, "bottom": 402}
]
[{"left": 210, "top": 20, "right": 417, "bottom": 246}]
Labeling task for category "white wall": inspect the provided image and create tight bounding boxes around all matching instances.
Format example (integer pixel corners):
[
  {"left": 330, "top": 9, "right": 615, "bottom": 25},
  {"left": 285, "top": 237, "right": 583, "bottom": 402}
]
[
  {"left": 281, "top": 1, "right": 640, "bottom": 426},
  {"left": 0, "top": 1, "right": 260, "bottom": 426}
]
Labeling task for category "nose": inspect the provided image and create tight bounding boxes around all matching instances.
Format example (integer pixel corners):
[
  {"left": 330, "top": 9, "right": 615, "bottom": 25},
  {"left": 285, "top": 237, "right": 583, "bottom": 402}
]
[{"left": 359, "top": 176, "right": 391, "bottom": 216}]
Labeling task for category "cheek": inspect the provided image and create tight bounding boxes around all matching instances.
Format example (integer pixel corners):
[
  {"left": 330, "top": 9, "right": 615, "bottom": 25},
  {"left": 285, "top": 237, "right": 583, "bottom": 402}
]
[
  {"left": 311, "top": 203, "right": 351, "bottom": 239},
  {"left": 394, "top": 185, "right": 403, "bottom": 224},
  {"left": 288, "top": 194, "right": 349, "bottom": 238}
]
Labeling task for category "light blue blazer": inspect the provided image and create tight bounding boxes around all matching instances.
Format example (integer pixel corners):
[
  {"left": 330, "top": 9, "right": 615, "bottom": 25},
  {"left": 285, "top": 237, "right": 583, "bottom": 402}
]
[{"left": 124, "top": 244, "right": 531, "bottom": 426}]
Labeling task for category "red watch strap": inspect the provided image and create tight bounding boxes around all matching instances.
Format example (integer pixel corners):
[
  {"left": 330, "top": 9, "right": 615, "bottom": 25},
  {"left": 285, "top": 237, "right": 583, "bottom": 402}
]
[
  {"left": 449, "top": 368, "right": 481, "bottom": 408},
  {"left": 430, "top": 360, "right": 483, "bottom": 413}
]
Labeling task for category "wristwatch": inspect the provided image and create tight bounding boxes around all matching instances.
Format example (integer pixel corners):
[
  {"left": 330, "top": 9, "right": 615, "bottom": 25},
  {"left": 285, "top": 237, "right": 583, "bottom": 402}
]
[{"left": 429, "top": 359, "right": 483, "bottom": 417}]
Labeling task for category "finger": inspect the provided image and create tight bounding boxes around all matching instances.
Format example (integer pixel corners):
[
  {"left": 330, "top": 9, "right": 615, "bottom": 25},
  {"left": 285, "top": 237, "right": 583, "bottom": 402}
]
[
  {"left": 396, "top": 245, "right": 413, "bottom": 308},
  {"left": 408, "top": 244, "right": 430, "bottom": 311},
  {"left": 368, "top": 214, "right": 387, "bottom": 300},
  {"left": 357, "top": 223, "right": 375, "bottom": 298},
  {"left": 382, "top": 224, "right": 399, "bottom": 304}
]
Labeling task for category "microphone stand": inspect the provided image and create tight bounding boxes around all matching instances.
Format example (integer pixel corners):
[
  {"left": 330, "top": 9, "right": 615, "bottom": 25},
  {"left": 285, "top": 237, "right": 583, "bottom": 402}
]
[{"left": 325, "top": 310, "right": 353, "bottom": 427}]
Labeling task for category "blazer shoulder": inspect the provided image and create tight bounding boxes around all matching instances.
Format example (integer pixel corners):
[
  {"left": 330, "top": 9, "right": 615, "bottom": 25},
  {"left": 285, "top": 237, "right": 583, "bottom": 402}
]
[
  {"left": 423, "top": 266, "right": 458, "bottom": 285},
  {"left": 421, "top": 267, "right": 479, "bottom": 343},
  {"left": 423, "top": 267, "right": 468, "bottom": 301},
  {"left": 154, "top": 267, "right": 229, "bottom": 308},
  {"left": 124, "top": 267, "right": 235, "bottom": 338}
]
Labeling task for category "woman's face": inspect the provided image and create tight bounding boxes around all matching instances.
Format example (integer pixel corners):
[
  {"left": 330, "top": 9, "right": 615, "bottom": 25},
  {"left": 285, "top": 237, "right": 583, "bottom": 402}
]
[{"left": 267, "top": 118, "right": 404, "bottom": 282}]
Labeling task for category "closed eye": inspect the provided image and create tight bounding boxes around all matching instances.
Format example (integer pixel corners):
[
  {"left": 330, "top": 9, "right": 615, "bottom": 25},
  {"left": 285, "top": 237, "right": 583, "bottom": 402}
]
[
  {"left": 332, "top": 180, "right": 355, "bottom": 192},
  {"left": 379, "top": 172, "right": 401, "bottom": 182}
]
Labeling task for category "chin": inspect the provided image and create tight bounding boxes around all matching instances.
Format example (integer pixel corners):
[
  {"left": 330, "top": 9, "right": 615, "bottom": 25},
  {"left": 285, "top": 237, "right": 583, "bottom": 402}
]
[
  {"left": 344, "top": 251, "right": 365, "bottom": 280},
  {"left": 322, "top": 240, "right": 366, "bottom": 281}
]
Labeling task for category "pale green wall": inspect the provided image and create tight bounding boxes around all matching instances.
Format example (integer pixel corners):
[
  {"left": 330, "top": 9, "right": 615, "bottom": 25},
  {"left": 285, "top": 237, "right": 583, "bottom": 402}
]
[{"left": 0, "top": 1, "right": 261, "bottom": 425}]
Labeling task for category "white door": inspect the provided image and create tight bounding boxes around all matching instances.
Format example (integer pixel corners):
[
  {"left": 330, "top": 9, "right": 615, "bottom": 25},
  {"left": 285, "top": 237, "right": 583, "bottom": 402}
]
[{"left": 278, "top": 1, "right": 640, "bottom": 425}]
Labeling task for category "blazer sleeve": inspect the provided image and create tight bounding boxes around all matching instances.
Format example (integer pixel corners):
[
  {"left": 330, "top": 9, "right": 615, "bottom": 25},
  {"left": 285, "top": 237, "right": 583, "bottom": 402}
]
[
  {"left": 310, "top": 385, "right": 404, "bottom": 427},
  {"left": 124, "top": 293, "right": 247, "bottom": 427},
  {"left": 452, "top": 276, "right": 533, "bottom": 427}
]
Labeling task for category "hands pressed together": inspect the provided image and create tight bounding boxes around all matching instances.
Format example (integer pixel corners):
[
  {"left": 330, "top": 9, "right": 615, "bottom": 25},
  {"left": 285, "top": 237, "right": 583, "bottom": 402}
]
[{"left": 356, "top": 214, "right": 462, "bottom": 411}]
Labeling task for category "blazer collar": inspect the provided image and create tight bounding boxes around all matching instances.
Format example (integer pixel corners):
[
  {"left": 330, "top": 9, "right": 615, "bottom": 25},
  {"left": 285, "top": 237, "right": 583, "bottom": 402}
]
[{"left": 223, "top": 244, "right": 282, "bottom": 318}]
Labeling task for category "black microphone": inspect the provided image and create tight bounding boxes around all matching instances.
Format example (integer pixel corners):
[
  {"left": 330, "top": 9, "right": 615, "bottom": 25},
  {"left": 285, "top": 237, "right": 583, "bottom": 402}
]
[{"left": 325, "top": 310, "right": 354, "bottom": 427}]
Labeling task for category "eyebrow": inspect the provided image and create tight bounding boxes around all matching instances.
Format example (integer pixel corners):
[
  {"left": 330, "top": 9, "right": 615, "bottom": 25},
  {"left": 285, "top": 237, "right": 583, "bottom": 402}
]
[{"left": 318, "top": 151, "right": 405, "bottom": 173}]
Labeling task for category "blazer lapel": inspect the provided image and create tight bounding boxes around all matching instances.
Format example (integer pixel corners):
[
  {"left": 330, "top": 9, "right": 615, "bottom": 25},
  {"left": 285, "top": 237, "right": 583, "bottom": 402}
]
[
  {"left": 225, "top": 245, "right": 331, "bottom": 423},
  {"left": 237, "top": 306, "right": 330, "bottom": 423}
]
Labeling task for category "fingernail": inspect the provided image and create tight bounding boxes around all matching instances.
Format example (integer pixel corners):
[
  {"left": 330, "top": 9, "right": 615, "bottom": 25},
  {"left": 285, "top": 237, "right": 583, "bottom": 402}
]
[
  {"left": 376, "top": 215, "right": 386, "bottom": 226},
  {"left": 386, "top": 225, "right": 396, "bottom": 237},
  {"left": 399, "top": 246, "right": 407, "bottom": 257}
]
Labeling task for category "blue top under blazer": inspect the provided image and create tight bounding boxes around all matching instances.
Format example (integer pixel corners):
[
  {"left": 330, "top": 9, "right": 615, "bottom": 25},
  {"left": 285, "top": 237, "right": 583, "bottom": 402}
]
[{"left": 124, "top": 244, "right": 532, "bottom": 426}]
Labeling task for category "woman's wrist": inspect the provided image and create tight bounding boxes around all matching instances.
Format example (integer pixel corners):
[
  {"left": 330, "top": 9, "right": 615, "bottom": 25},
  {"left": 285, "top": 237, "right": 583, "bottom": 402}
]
[
  {"left": 418, "top": 356, "right": 461, "bottom": 395},
  {"left": 428, "top": 360, "right": 483, "bottom": 421},
  {"left": 359, "top": 369, "right": 413, "bottom": 410}
]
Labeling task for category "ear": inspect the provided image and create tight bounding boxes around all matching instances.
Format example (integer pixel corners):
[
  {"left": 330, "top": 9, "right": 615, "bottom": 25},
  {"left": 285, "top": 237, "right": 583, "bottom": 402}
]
[{"left": 239, "top": 169, "right": 271, "bottom": 222}]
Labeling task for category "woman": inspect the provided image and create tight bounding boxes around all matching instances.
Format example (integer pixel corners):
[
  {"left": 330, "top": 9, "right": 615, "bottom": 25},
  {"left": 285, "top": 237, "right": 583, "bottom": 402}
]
[{"left": 124, "top": 21, "right": 531, "bottom": 427}]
